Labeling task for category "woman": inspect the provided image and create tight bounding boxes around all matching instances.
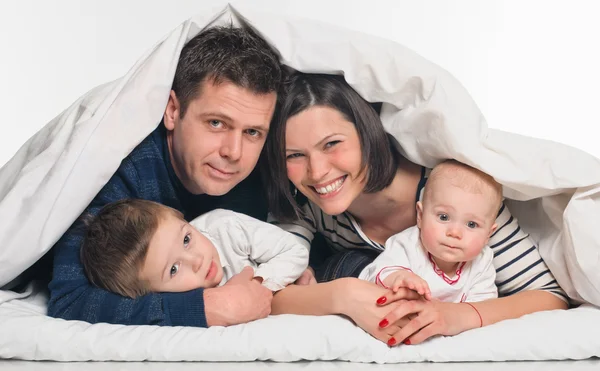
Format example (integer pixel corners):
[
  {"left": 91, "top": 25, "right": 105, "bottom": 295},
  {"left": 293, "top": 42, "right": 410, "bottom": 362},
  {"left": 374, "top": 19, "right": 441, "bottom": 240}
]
[{"left": 264, "top": 73, "right": 568, "bottom": 346}]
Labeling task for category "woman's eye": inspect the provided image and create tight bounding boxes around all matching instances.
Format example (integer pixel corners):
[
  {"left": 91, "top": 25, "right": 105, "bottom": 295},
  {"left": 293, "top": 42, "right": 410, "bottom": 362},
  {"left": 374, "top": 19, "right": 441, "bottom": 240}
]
[
  {"left": 170, "top": 263, "right": 180, "bottom": 277},
  {"left": 286, "top": 153, "right": 304, "bottom": 160},
  {"left": 467, "top": 221, "right": 478, "bottom": 229},
  {"left": 183, "top": 233, "right": 191, "bottom": 247},
  {"left": 209, "top": 120, "right": 222, "bottom": 128},
  {"left": 324, "top": 140, "right": 340, "bottom": 149},
  {"left": 438, "top": 214, "right": 449, "bottom": 221}
]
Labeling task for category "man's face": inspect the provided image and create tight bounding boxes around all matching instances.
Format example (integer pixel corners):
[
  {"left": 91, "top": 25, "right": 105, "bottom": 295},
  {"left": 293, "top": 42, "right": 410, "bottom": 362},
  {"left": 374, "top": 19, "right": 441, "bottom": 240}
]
[{"left": 164, "top": 79, "right": 277, "bottom": 195}]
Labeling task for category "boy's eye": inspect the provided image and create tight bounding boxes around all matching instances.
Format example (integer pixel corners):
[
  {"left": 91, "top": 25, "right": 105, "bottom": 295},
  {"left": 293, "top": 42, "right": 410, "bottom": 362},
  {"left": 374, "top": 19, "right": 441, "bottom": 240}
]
[
  {"left": 183, "top": 233, "right": 191, "bottom": 247},
  {"left": 467, "top": 221, "right": 478, "bottom": 229},
  {"left": 170, "top": 263, "right": 180, "bottom": 277},
  {"left": 209, "top": 120, "right": 223, "bottom": 128},
  {"left": 438, "top": 213, "right": 449, "bottom": 221}
]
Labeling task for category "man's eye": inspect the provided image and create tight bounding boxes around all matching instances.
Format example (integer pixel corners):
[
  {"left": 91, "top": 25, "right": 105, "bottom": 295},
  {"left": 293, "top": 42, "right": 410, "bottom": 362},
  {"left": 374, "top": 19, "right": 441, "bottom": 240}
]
[
  {"left": 467, "top": 221, "right": 478, "bottom": 229},
  {"left": 438, "top": 214, "right": 449, "bottom": 221},
  {"left": 246, "top": 129, "right": 261, "bottom": 137},
  {"left": 170, "top": 263, "right": 180, "bottom": 277},
  {"left": 209, "top": 120, "right": 222, "bottom": 128},
  {"left": 183, "top": 233, "right": 191, "bottom": 247}
]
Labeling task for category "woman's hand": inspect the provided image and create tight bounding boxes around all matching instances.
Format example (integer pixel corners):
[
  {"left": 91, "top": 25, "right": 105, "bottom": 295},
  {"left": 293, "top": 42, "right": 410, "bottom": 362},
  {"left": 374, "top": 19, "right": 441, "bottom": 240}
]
[
  {"left": 336, "top": 278, "right": 420, "bottom": 343},
  {"left": 377, "top": 298, "right": 479, "bottom": 346}
]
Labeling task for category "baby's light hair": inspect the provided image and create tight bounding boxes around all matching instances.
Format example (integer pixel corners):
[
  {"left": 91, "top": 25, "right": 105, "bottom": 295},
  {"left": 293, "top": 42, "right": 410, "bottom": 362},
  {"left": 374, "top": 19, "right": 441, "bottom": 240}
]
[{"left": 423, "top": 160, "right": 503, "bottom": 219}]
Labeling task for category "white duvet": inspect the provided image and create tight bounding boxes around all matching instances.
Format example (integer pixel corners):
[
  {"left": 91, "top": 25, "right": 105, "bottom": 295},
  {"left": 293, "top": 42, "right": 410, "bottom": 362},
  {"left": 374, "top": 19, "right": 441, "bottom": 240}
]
[{"left": 0, "top": 3, "right": 599, "bottom": 363}]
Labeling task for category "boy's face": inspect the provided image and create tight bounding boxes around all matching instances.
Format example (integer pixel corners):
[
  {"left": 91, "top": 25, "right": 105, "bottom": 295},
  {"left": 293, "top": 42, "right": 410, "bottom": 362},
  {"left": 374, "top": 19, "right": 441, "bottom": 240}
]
[
  {"left": 139, "top": 211, "right": 224, "bottom": 293},
  {"left": 417, "top": 183, "right": 498, "bottom": 263}
]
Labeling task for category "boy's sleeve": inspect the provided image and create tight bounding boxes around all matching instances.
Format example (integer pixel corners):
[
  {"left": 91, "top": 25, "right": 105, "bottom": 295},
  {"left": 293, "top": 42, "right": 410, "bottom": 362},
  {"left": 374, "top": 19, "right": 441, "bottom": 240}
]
[
  {"left": 464, "top": 247, "right": 498, "bottom": 302},
  {"left": 207, "top": 210, "right": 309, "bottom": 292},
  {"left": 47, "top": 161, "right": 208, "bottom": 327}
]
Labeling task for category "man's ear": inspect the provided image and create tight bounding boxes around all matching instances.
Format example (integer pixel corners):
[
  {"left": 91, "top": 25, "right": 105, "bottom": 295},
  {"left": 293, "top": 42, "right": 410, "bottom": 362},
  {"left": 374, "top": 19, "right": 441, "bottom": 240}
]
[
  {"left": 164, "top": 90, "right": 180, "bottom": 131},
  {"left": 416, "top": 201, "right": 424, "bottom": 229}
]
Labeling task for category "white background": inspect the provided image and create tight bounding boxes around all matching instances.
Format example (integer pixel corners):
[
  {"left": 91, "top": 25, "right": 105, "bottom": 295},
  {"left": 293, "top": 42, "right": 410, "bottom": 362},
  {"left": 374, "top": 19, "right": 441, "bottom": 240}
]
[{"left": 1, "top": 0, "right": 599, "bottom": 168}]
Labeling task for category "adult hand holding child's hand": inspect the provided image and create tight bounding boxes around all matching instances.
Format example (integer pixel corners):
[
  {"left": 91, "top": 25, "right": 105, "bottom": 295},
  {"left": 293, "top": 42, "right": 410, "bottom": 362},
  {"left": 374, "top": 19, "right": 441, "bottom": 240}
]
[{"left": 204, "top": 266, "right": 273, "bottom": 327}]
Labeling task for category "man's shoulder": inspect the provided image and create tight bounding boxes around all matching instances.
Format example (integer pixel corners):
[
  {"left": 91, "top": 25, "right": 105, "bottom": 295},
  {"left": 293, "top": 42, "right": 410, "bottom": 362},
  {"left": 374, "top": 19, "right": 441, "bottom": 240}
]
[{"left": 124, "top": 129, "right": 165, "bottom": 166}]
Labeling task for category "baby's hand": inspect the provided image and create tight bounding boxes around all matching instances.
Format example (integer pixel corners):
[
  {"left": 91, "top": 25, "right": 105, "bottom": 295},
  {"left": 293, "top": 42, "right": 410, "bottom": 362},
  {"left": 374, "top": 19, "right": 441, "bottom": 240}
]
[{"left": 383, "top": 270, "right": 432, "bottom": 300}]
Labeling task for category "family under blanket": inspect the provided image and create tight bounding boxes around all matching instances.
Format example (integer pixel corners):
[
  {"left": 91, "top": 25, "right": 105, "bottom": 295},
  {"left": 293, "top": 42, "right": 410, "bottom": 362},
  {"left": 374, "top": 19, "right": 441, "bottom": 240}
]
[{"left": 47, "top": 25, "right": 568, "bottom": 347}]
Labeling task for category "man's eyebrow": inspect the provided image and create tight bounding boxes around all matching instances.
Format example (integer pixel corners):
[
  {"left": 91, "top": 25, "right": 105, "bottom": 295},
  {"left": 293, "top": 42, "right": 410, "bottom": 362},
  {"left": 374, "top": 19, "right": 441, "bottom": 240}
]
[
  {"left": 199, "top": 112, "right": 233, "bottom": 122},
  {"left": 199, "top": 112, "right": 269, "bottom": 132}
]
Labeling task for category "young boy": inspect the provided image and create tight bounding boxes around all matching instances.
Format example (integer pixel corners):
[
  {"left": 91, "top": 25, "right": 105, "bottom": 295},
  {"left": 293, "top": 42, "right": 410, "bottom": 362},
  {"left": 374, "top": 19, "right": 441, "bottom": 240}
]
[
  {"left": 360, "top": 160, "right": 502, "bottom": 303},
  {"left": 80, "top": 199, "right": 308, "bottom": 299}
]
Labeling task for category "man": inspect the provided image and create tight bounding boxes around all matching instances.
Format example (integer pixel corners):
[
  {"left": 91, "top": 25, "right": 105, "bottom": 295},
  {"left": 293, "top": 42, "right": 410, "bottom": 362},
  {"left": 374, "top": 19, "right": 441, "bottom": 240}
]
[{"left": 47, "top": 25, "right": 283, "bottom": 328}]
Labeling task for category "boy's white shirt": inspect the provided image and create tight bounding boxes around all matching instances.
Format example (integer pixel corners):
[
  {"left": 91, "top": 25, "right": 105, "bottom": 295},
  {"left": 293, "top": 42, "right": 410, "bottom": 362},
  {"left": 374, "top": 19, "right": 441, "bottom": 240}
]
[
  {"left": 189, "top": 209, "right": 309, "bottom": 292},
  {"left": 359, "top": 226, "right": 498, "bottom": 303}
]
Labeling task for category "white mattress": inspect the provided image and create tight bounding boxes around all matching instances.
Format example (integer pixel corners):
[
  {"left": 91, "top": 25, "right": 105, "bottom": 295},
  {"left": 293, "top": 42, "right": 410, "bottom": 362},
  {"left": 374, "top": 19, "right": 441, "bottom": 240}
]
[
  {"left": 1, "top": 360, "right": 599, "bottom": 371},
  {"left": 0, "top": 283, "right": 599, "bottom": 362}
]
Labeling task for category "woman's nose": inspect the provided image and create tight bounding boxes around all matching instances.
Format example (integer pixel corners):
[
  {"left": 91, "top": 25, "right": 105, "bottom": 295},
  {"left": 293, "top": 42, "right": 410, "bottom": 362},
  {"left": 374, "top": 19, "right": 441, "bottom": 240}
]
[{"left": 307, "top": 154, "right": 330, "bottom": 181}]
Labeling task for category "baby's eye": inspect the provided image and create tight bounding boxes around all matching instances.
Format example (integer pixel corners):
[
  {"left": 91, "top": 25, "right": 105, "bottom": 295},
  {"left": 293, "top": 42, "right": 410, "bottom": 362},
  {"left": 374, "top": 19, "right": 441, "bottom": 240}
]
[
  {"left": 183, "top": 233, "right": 191, "bottom": 247},
  {"left": 467, "top": 221, "right": 479, "bottom": 229},
  {"left": 438, "top": 213, "right": 449, "bottom": 221},
  {"left": 170, "top": 263, "right": 180, "bottom": 277}
]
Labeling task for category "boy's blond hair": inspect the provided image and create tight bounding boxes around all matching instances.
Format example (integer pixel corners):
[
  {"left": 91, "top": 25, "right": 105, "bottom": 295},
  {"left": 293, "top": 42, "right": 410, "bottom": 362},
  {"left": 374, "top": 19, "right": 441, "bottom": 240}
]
[
  {"left": 80, "top": 199, "right": 173, "bottom": 298},
  {"left": 423, "top": 160, "right": 503, "bottom": 218}
]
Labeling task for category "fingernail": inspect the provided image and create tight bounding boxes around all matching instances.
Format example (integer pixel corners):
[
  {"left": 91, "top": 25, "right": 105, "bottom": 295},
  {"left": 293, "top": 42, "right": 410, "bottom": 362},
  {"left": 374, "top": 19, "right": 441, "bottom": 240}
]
[
  {"left": 376, "top": 296, "right": 387, "bottom": 305},
  {"left": 403, "top": 339, "right": 411, "bottom": 345},
  {"left": 378, "top": 318, "right": 389, "bottom": 328},
  {"left": 387, "top": 337, "right": 396, "bottom": 346}
]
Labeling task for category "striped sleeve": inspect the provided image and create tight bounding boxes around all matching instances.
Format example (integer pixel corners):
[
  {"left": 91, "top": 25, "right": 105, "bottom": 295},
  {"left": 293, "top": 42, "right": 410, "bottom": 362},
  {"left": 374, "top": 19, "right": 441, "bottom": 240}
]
[
  {"left": 489, "top": 203, "right": 568, "bottom": 302},
  {"left": 267, "top": 202, "right": 319, "bottom": 251}
]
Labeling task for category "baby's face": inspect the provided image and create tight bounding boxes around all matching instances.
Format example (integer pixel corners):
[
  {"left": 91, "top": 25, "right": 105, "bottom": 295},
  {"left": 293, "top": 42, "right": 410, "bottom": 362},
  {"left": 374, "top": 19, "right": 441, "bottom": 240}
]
[
  {"left": 417, "top": 184, "right": 497, "bottom": 263},
  {"left": 139, "top": 211, "right": 224, "bottom": 293}
]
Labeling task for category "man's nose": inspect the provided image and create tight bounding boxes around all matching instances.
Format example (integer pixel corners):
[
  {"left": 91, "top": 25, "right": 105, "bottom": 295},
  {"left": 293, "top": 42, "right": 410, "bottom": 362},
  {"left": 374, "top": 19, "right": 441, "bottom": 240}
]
[{"left": 219, "top": 131, "right": 243, "bottom": 161}]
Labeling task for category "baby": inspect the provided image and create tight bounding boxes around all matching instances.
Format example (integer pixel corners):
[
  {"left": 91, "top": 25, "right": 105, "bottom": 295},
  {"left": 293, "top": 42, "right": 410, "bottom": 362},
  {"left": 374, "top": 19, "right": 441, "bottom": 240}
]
[
  {"left": 80, "top": 199, "right": 308, "bottom": 298},
  {"left": 360, "top": 160, "right": 502, "bottom": 303}
]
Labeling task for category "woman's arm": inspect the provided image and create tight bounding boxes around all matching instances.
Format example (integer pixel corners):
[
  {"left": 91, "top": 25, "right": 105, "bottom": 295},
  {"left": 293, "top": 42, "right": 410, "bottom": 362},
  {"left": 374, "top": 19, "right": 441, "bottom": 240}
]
[
  {"left": 379, "top": 289, "right": 567, "bottom": 345},
  {"left": 271, "top": 278, "right": 349, "bottom": 316},
  {"left": 272, "top": 277, "right": 421, "bottom": 343}
]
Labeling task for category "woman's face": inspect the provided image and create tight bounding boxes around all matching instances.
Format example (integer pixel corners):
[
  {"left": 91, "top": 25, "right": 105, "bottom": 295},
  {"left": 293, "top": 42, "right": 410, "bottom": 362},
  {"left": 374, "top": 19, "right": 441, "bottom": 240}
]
[{"left": 285, "top": 105, "right": 366, "bottom": 215}]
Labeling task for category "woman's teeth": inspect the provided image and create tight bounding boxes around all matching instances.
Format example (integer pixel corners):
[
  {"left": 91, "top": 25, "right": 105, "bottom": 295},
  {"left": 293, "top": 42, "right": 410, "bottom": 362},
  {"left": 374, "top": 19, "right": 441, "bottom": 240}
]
[{"left": 315, "top": 177, "right": 345, "bottom": 195}]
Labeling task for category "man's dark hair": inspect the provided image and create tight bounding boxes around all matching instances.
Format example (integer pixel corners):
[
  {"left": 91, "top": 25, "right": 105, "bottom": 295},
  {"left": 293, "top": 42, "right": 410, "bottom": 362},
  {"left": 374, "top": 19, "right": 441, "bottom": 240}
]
[{"left": 172, "top": 25, "right": 282, "bottom": 118}]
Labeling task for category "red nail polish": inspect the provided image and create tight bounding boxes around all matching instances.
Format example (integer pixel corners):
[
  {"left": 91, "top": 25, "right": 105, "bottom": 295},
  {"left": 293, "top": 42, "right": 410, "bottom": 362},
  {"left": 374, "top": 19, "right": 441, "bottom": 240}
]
[
  {"left": 387, "top": 337, "right": 396, "bottom": 346},
  {"left": 376, "top": 296, "right": 387, "bottom": 305},
  {"left": 379, "top": 318, "right": 389, "bottom": 328},
  {"left": 403, "top": 339, "right": 411, "bottom": 345}
]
